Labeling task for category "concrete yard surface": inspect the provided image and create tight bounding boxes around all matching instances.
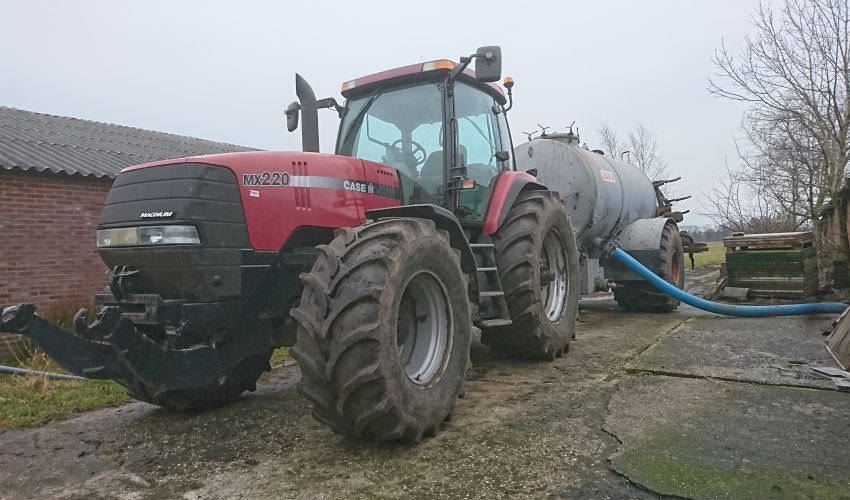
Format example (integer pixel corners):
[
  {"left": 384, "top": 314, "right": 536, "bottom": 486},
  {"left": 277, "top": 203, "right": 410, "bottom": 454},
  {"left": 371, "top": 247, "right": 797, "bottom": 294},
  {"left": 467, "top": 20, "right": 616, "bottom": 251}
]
[{"left": 1, "top": 298, "right": 849, "bottom": 499}]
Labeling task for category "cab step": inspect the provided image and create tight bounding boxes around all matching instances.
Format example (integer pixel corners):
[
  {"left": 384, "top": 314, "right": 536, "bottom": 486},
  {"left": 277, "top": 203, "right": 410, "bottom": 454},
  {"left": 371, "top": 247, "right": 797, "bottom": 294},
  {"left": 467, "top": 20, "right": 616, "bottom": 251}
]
[{"left": 478, "top": 318, "right": 512, "bottom": 328}]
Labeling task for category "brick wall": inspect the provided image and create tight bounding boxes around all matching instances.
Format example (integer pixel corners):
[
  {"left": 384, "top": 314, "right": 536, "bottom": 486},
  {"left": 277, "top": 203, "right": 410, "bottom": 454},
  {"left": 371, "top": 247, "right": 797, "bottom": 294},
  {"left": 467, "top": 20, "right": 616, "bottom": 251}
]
[{"left": 0, "top": 170, "right": 113, "bottom": 358}]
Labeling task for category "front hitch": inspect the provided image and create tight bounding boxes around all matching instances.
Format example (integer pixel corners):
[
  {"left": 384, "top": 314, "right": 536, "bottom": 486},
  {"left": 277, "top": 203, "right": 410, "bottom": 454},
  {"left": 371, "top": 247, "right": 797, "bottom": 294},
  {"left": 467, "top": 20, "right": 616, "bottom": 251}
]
[{"left": 1, "top": 303, "right": 222, "bottom": 393}]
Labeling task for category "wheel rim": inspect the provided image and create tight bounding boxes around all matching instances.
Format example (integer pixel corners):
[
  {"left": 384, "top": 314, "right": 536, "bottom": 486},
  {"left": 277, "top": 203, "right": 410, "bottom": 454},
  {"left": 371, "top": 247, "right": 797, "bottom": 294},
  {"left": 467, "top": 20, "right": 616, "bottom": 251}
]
[
  {"left": 396, "top": 270, "right": 453, "bottom": 387},
  {"left": 671, "top": 251, "right": 681, "bottom": 284},
  {"left": 540, "top": 228, "right": 569, "bottom": 322}
]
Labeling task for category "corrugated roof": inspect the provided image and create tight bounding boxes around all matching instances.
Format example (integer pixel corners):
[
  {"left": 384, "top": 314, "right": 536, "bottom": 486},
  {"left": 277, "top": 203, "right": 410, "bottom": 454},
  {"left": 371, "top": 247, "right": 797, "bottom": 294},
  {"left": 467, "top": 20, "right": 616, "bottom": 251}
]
[{"left": 0, "top": 106, "right": 260, "bottom": 179}]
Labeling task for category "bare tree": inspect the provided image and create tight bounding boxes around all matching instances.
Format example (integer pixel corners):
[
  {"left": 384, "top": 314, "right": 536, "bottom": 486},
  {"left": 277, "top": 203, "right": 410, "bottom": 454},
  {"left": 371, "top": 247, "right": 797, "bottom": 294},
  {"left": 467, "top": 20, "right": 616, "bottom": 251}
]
[
  {"left": 627, "top": 123, "right": 669, "bottom": 181},
  {"left": 598, "top": 122, "right": 623, "bottom": 158},
  {"left": 703, "top": 162, "right": 797, "bottom": 233},
  {"left": 596, "top": 122, "right": 669, "bottom": 180},
  {"left": 709, "top": 0, "right": 850, "bottom": 270}
]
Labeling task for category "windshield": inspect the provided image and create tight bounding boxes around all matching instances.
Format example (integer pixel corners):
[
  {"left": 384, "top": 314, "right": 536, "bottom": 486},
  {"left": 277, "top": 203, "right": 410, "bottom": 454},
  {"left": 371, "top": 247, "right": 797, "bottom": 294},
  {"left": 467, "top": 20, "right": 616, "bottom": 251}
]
[{"left": 337, "top": 82, "right": 446, "bottom": 205}]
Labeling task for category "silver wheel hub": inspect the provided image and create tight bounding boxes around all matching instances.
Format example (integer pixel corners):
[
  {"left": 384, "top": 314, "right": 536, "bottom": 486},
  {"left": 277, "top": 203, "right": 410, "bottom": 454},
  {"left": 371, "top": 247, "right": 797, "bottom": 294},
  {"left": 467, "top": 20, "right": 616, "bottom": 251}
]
[
  {"left": 540, "top": 229, "right": 569, "bottom": 322},
  {"left": 397, "top": 270, "right": 453, "bottom": 387}
]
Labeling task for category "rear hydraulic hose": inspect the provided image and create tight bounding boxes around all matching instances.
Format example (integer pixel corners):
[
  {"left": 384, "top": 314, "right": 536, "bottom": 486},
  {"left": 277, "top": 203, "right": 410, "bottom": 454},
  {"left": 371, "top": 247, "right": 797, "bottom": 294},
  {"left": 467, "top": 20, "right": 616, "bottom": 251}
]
[
  {"left": 0, "top": 364, "right": 85, "bottom": 381},
  {"left": 609, "top": 246, "right": 848, "bottom": 317}
]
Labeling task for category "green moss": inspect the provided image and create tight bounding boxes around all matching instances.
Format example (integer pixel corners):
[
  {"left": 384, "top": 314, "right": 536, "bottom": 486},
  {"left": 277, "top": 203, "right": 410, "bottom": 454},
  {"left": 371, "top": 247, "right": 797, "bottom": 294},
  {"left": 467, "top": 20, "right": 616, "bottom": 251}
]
[{"left": 613, "top": 432, "right": 850, "bottom": 499}]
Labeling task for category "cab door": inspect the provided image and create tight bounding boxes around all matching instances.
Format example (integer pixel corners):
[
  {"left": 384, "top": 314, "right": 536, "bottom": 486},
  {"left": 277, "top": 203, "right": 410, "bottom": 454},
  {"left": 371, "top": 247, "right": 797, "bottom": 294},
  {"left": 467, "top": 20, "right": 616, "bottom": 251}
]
[{"left": 453, "top": 82, "right": 514, "bottom": 223}]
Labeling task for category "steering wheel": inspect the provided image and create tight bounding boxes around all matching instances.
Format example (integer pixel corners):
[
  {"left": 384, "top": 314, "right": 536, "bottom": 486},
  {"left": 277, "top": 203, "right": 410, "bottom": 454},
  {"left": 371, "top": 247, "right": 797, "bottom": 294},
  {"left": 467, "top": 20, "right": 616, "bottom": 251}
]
[{"left": 391, "top": 139, "right": 427, "bottom": 166}]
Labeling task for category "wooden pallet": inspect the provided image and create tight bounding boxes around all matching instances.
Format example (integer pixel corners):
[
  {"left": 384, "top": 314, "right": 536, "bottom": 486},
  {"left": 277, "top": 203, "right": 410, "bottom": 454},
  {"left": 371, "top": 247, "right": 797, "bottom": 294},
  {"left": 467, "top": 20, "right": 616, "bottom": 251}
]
[
  {"left": 723, "top": 232, "right": 818, "bottom": 298},
  {"left": 724, "top": 231, "right": 814, "bottom": 251}
]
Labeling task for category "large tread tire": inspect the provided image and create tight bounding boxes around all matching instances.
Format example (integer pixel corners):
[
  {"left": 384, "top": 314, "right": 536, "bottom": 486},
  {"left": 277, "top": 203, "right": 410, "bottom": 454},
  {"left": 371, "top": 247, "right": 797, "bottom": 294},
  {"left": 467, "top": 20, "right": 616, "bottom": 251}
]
[
  {"left": 127, "top": 349, "right": 273, "bottom": 410},
  {"left": 614, "top": 222, "right": 685, "bottom": 313},
  {"left": 291, "top": 218, "right": 472, "bottom": 443},
  {"left": 481, "top": 191, "right": 580, "bottom": 360}
]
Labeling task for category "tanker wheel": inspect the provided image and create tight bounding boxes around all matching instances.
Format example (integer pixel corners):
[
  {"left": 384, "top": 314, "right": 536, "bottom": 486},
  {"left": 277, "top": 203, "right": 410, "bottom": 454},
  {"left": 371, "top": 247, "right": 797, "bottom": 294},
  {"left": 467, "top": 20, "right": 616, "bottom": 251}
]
[
  {"left": 481, "top": 191, "right": 580, "bottom": 360},
  {"left": 126, "top": 349, "right": 274, "bottom": 411},
  {"left": 614, "top": 222, "right": 685, "bottom": 313},
  {"left": 291, "top": 218, "right": 472, "bottom": 442}
]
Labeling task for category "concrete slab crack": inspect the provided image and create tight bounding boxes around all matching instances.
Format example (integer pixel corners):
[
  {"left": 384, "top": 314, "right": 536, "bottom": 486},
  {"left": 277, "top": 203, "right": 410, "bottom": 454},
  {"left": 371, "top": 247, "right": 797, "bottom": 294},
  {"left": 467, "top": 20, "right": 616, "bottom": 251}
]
[
  {"left": 601, "top": 380, "right": 694, "bottom": 500},
  {"left": 623, "top": 367, "right": 841, "bottom": 392}
]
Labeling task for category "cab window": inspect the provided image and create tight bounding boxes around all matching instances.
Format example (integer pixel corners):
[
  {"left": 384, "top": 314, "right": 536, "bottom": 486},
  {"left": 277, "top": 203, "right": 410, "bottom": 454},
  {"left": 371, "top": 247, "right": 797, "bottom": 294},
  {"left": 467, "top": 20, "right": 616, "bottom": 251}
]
[
  {"left": 337, "top": 83, "right": 446, "bottom": 205},
  {"left": 454, "top": 83, "right": 510, "bottom": 220}
]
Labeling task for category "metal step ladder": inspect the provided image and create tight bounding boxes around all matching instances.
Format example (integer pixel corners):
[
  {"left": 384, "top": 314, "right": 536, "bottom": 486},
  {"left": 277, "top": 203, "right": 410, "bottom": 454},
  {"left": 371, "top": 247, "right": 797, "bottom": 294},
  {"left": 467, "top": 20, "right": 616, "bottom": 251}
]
[{"left": 470, "top": 243, "right": 512, "bottom": 328}]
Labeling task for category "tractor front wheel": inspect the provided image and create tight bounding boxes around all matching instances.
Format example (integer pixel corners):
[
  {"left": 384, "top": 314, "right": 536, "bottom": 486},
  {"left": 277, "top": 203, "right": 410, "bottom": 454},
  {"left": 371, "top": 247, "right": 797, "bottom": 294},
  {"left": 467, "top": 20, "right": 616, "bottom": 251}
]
[{"left": 291, "top": 218, "right": 471, "bottom": 442}]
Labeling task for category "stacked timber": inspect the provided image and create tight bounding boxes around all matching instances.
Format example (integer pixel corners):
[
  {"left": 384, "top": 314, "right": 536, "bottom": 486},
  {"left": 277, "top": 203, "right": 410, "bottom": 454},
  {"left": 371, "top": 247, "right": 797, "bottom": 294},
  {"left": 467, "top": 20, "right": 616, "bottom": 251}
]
[{"left": 723, "top": 231, "right": 818, "bottom": 299}]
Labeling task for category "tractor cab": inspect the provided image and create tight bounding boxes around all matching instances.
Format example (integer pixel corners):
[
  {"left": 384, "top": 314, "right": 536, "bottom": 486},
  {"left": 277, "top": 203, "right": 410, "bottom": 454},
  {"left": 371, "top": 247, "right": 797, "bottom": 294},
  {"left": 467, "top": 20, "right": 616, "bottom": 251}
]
[{"left": 289, "top": 47, "right": 515, "bottom": 224}]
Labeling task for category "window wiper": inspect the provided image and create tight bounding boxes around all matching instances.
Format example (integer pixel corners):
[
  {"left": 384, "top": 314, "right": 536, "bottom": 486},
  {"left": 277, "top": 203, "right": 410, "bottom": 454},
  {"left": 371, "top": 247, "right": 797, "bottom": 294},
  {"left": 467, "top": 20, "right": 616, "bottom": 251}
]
[
  {"left": 341, "top": 88, "right": 382, "bottom": 147},
  {"left": 462, "top": 116, "right": 496, "bottom": 158}
]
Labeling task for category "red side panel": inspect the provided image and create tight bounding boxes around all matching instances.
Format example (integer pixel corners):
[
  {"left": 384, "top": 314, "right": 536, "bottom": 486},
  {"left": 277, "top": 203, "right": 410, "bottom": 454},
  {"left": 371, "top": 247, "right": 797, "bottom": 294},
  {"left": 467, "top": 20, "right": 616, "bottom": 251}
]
[
  {"left": 360, "top": 159, "right": 402, "bottom": 212},
  {"left": 121, "top": 151, "right": 405, "bottom": 251},
  {"left": 229, "top": 152, "right": 371, "bottom": 250},
  {"left": 482, "top": 171, "right": 539, "bottom": 235}
]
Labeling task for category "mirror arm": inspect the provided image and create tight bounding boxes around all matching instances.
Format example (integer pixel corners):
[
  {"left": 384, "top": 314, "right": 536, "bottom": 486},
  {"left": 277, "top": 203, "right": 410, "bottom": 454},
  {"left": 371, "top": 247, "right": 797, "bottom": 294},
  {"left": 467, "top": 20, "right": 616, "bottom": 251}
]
[
  {"left": 504, "top": 86, "right": 514, "bottom": 112},
  {"left": 316, "top": 97, "right": 344, "bottom": 118},
  {"left": 449, "top": 55, "right": 475, "bottom": 82}
]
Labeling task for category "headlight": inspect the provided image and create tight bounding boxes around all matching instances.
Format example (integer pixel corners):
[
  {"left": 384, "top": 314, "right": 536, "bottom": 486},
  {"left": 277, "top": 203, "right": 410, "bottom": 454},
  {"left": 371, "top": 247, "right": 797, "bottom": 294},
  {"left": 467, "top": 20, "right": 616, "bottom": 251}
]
[{"left": 97, "top": 225, "right": 201, "bottom": 247}]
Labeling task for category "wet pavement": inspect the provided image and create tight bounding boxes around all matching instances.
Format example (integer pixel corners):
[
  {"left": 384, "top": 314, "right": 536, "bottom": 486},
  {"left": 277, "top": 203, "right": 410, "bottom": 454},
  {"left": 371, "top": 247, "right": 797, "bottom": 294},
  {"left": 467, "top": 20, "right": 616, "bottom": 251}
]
[{"left": 1, "top": 270, "right": 848, "bottom": 499}]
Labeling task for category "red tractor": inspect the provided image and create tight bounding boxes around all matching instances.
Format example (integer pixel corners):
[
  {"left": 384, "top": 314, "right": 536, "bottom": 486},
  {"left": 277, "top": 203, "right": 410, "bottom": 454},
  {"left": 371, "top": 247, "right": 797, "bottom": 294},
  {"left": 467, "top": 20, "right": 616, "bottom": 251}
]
[{"left": 1, "top": 47, "right": 580, "bottom": 442}]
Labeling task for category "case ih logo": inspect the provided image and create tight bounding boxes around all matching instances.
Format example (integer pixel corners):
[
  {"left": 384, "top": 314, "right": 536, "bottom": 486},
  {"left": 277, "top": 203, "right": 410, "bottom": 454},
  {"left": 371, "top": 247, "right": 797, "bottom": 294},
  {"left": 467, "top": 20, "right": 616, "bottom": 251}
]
[{"left": 139, "top": 211, "right": 175, "bottom": 218}]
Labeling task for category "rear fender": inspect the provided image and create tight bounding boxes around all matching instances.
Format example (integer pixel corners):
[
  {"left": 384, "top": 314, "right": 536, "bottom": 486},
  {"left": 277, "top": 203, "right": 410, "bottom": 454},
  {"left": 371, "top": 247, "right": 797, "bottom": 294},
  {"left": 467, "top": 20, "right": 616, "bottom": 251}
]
[
  {"left": 482, "top": 171, "right": 547, "bottom": 235},
  {"left": 365, "top": 204, "right": 479, "bottom": 302},
  {"left": 601, "top": 218, "right": 676, "bottom": 281}
]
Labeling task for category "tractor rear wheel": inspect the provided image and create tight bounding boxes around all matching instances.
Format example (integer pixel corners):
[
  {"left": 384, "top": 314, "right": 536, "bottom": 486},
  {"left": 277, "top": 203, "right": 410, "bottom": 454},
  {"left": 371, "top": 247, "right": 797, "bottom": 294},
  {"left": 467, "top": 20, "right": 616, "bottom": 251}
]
[
  {"left": 127, "top": 349, "right": 273, "bottom": 410},
  {"left": 613, "top": 222, "right": 685, "bottom": 313},
  {"left": 481, "top": 191, "right": 580, "bottom": 360},
  {"left": 291, "top": 218, "right": 471, "bottom": 442}
]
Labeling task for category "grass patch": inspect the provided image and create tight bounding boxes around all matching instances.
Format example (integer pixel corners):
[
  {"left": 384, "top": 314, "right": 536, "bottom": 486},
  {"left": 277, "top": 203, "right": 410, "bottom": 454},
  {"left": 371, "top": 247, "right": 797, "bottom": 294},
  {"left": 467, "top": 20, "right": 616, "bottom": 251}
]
[
  {"left": 0, "top": 346, "right": 129, "bottom": 429},
  {"left": 692, "top": 241, "right": 726, "bottom": 267},
  {"left": 271, "top": 347, "right": 289, "bottom": 367},
  {"left": 0, "top": 301, "right": 130, "bottom": 428}
]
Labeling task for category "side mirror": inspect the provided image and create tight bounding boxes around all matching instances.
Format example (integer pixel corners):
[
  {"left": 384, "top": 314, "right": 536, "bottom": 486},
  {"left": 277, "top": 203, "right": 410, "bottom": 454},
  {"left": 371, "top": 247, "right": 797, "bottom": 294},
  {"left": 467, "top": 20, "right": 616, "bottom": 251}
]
[
  {"left": 285, "top": 101, "right": 301, "bottom": 132},
  {"left": 474, "top": 46, "right": 502, "bottom": 83}
]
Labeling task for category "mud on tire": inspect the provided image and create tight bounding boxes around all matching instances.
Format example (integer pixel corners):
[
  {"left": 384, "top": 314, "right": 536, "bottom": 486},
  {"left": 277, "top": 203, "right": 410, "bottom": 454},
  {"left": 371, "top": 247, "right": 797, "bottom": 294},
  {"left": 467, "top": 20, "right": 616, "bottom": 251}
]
[
  {"left": 127, "top": 349, "right": 273, "bottom": 411},
  {"left": 613, "top": 222, "right": 685, "bottom": 313},
  {"left": 481, "top": 191, "right": 580, "bottom": 360},
  {"left": 291, "top": 218, "right": 472, "bottom": 442}
]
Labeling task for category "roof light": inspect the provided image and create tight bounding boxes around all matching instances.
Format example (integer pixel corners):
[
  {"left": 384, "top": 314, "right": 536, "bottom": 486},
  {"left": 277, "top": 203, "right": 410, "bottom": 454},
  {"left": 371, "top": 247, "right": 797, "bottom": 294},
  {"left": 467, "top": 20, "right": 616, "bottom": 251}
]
[
  {"left": 421, "top": 59, "right": 455, "bottom": 72},
  {"left": 341, "top": 79, "right": 357, "bottom": 92}
]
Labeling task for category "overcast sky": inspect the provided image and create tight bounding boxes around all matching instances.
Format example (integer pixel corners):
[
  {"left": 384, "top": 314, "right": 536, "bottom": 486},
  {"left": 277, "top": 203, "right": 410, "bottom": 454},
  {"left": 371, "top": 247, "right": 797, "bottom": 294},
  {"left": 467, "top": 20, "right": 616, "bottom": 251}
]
[{"left": 1, "top": 0, "right": 766, "bottom": 225}]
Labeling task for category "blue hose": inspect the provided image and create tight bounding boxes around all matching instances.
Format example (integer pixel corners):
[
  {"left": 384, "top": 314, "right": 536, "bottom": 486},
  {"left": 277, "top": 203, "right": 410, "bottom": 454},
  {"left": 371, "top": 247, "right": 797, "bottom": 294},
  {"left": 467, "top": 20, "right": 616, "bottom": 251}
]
[{"left": 610, "top": 247, "right": 848, "bottom": 317}]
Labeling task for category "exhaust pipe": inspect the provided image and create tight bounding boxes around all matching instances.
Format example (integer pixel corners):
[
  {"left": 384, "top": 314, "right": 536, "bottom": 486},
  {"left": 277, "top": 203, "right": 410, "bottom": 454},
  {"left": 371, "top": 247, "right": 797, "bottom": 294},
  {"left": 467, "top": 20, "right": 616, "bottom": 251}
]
[{"left": 295, "top": 73, "right": 320, "bottom": 153}]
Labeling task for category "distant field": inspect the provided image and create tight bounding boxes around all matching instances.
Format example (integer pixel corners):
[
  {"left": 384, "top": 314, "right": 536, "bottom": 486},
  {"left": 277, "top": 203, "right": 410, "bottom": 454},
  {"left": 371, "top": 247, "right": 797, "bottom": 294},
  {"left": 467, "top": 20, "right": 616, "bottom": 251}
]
[{"left": 692, "top": 241, "right": 725, "bottom": 266}]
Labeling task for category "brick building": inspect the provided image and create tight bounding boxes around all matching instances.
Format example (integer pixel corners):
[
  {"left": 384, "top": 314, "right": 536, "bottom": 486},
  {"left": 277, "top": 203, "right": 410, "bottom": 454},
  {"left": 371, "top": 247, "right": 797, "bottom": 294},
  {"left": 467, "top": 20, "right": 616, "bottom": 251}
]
[{"left": 0, "top": 106, "right": 256, "bottom": 357}]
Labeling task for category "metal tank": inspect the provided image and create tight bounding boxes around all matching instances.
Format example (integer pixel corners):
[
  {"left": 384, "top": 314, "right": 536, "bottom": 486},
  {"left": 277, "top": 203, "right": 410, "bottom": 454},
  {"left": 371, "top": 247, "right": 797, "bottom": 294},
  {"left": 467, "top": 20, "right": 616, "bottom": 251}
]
[{"left": 514, "top": 132, "right": 658, "bottom": 254}]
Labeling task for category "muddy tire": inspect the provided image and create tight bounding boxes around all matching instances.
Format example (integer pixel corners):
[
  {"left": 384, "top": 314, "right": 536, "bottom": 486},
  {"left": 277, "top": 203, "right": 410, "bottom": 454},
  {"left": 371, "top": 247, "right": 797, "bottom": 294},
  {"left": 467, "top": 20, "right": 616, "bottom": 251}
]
[
  {"left": 614, "top": 222, "right": 685, "bottom": 313},
  {"left": 291, "top": 218, "right": 471, "bottom": 442},
  {"left": 481, "top": 191, "right": 580, "bottom": 360},
  {"left": 127, "top": 349, "right": 273, "bottom": 410}
]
